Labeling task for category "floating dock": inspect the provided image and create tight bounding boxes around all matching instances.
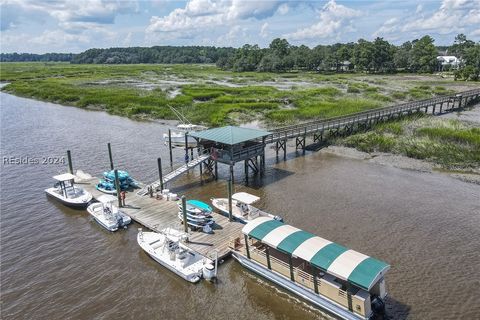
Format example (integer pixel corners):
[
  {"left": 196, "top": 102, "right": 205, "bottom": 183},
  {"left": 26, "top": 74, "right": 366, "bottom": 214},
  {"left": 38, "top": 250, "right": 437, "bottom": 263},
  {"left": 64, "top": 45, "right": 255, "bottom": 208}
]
[{"left": 78, "top": 173, "right": 242, "bottom": 260}]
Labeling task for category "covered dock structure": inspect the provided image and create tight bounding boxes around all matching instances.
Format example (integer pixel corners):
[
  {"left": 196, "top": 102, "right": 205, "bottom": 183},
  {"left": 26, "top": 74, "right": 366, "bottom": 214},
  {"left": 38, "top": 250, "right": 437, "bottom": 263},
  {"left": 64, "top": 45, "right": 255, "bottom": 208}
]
[{"left": 189, "top": 126, "right": 271, "bottom": 183}]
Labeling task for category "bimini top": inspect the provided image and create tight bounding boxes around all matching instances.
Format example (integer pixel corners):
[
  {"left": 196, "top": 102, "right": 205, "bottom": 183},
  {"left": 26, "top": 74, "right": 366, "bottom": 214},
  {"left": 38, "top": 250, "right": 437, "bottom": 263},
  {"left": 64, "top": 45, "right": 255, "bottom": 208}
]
[
  {"left": 53, "top": 173, "right": 76, "bottom": 181},
  {"left": 189, "top": 126, "right": 271, "bottom": 146},
  {"left": 242, "top": 217, "right": 390, "bottom": 291},
  {"left": 232, "top": 192, "right": 260, "bottom": 205}
]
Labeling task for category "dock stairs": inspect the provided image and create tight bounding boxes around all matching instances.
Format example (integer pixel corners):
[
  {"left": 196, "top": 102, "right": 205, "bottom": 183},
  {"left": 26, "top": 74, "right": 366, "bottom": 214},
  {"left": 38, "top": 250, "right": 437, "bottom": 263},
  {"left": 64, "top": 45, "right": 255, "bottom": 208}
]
[{"left": 137, "top": 154, "right": 210, "bottom": 196}]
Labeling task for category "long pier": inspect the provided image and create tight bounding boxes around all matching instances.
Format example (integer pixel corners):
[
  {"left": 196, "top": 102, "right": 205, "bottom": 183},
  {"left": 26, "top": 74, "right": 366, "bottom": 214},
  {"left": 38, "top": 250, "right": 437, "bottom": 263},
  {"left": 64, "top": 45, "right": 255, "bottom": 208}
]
[
  {"left": 77, "top": 174, "right": 242, "bottom": 260},
  {"left": 264, "top": 88, "right": 480, "bottom": 156}
]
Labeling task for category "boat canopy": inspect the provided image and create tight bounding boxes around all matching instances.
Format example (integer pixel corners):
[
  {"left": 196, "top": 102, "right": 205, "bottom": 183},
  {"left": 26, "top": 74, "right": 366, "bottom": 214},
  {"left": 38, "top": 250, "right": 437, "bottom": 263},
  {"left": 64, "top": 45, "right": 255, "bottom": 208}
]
[
  {"left": 232, "top": 192, "right": 260, "bottom": 205},
  {"left": 97, "top": 195, "right": 118, "bottom": 203},
  {"left": 242, "top": 217, "right": 390, "bottom": 291},
  {"left": 53, "top": 173, "right": 76, "bottom": 182}
]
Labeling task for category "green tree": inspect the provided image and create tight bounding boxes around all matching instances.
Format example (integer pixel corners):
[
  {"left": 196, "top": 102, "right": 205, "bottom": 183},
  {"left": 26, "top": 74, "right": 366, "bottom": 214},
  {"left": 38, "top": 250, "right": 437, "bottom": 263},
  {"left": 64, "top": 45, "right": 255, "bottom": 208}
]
[{"left": 410, "top": 35, "right": 438, "bottom": 73}]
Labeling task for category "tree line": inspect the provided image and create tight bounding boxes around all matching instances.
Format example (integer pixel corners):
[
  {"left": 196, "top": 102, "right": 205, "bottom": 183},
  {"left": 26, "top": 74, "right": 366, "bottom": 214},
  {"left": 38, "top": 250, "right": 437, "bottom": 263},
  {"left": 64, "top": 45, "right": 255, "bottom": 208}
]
[
  {"left": 216, "top": 34, "right": 479, "bottom": 80},
  {"left": 1, "top": 34, "right": 478, "bottom": 80},
  {"left": 0, "top": 52, "right": 74, "bottom": 62}
]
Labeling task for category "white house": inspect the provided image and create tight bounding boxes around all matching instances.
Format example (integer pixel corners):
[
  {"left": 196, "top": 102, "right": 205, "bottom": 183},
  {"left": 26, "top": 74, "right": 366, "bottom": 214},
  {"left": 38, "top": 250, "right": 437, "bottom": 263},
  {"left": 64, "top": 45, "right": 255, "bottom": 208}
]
[{"left": 437, "top": 56, "right": 461, "bottom": 70}]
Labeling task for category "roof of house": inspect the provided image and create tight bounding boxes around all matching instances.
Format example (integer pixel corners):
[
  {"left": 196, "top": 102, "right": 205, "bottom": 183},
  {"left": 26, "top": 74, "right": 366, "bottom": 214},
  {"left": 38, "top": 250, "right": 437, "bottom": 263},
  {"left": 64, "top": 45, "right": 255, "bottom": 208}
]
[
  {"left": 189, "top": 126, "right": 271, "bottom": 145},
  {"left": 242, "top": 217, "right": 390, "bottom": 291}
]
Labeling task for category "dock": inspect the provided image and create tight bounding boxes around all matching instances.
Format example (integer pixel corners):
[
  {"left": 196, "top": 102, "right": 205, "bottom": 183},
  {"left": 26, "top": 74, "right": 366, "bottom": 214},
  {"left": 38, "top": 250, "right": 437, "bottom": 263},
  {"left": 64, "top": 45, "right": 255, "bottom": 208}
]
[{"left": 78, "top": 173, "right": 242, "bottom": 260}]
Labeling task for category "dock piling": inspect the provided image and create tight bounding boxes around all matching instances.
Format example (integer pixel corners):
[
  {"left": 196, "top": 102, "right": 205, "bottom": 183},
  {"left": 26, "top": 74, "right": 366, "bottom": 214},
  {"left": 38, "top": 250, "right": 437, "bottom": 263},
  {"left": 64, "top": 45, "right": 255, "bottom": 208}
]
[
  {"left": 228, "top": 177, "right": 233, "bottom": 222},
  {"left": 168, "top": 129, "right": 173, "bottom": 167},
  {"left": 66, "top": 150, "right": 73, "bottom": 174},
  {"left": 107, "top": 142, "right": 114, "bottom": 170},
  {"left": 157, "top": 157, "right": 164, "bottom": 191},
  {"left": 114, "top": 169, "right": 122, "bottom": 207},
  {"left": 181, "top": 195, "right": 188, "bottom": 233},
  {"left": 184, "top": 133, "right": 189, "bottom": 164}
]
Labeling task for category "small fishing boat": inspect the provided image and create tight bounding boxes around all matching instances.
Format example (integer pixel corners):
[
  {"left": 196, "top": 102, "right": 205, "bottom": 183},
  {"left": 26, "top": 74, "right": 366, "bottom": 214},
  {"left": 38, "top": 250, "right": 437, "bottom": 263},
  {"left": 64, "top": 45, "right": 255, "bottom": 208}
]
[
  {"left": 162, "top": 106, "right": 207, "bottom": 148},
  {"left": 96, "top": 179, "right": 117, "bottom": 194},
  {"left": 211, "top": 192, "right": 282, "bottom": 223},
  {"left": 163, "top": 124, "right": 208, "bottom": 148},
  {"left": 232, "top": 217, "right": 390, "bottom": 320},
  {"left": 45, "top": 173, "right": 92, "bottom": 208},
  {"left": 177, "top": 199, "right": 213, "bottom": 216},
  {"left": 86, "top": 195, "right": 131, "bottom": 232},
  {"left": 137, "top": 228, "right": 217, "bottom": 282}
]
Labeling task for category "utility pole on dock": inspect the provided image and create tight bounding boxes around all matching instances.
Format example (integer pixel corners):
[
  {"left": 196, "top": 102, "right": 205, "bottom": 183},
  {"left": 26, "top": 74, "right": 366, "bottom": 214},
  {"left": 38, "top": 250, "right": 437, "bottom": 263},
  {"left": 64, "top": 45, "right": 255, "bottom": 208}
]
[
  {"left": 157, "top": 157, "right": 164, "bottom": 191},
  {"left": 114, "top": 169, "right": 122, "bottom": 208},
  {"left": 227, "top": 178, "right": 233, "bottom": 222},
  {"left": 181, "top": 196, "right": 188, "bottom": 233},
  {"left": 107, "top": 142, "right": 114, "bottom": 170},
  {"left": 66, "top": 150, "right": 73, "bottom": 174},
  {"left": 168, "top": 129, "right": 173, "bottom": 167}
]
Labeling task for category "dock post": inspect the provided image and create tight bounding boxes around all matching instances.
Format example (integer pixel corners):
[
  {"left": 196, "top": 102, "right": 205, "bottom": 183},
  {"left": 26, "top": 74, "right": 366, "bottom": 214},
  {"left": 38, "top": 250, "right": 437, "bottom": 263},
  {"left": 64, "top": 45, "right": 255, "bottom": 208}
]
[
  {"left": 244, "top": 160, "right": 248, "bottom": 184},
  {"left": 181, "top": 195, "right": 188, "bottom": 233},
  {"left": 275, "top": 141, "right": 279, "bottom": 158},
  {"left": 214, "top": 161, "right": 218, "bottom": 180},
  {"left": 157, "top": 157, "right": 164, "bottom": 191},
  {"left": 107, "top": 142, "right": 114, "bottom": 170},
  {"left": 228, "top": 177, "right": 233, "bottom": 222},
  {"left": 66, "top": 150, "right": 73, "bottom": 174},
  {"left": 184, "top": 133, "right": 189, "bottom": 164},
  {"left": 114, "top": 169, "right": 122, "bottom": 207},
  {"left": 283, "top": 140, "right": 287, "bottom": 160},
  {"left": 168, "top": 129, "right": 173, "bottom": 167}
]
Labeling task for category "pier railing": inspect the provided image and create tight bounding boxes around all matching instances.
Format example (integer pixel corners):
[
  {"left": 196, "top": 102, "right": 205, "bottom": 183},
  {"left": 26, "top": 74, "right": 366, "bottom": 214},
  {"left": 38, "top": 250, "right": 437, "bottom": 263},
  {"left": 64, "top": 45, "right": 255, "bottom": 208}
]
[
  {"left": 263, "top": 88, "right": 480, "bottom": 144},
  {"left": 212, "top": 144, "right": 265, "bottom": 163}
]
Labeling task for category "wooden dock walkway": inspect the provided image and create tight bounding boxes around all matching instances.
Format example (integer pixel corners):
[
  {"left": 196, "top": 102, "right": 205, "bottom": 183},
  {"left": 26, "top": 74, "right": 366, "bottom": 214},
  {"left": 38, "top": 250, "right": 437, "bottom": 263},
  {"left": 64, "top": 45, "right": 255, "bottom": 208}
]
[
  {"left": 78, "top": 174, "right": 242, "bottom": 259},
  {"left": 137, "top": 154, "right": 210, "bottom": 196}
]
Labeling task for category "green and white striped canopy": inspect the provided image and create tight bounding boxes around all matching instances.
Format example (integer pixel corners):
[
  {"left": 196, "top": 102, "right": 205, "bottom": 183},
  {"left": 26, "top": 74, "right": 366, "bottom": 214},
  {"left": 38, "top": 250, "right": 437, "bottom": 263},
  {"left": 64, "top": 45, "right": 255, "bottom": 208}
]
[{"left": 242, "top": 217, "right": 390, "bottom": 291}]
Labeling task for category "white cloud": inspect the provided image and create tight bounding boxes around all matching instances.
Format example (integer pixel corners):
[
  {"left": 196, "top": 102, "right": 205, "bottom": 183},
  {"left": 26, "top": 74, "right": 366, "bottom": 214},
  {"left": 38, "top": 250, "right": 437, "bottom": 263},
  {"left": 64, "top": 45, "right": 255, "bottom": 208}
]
[
  {"left": 277, "top": 3, "right": 289, "bottom": 15},
  {"left": 285, "top": 0, "right": 360, "bottom": 41},
  {"left": 373, "top": 0, "right": 480, "bottom": 39},
  {"left": 31, "top": 30, "right": 90, "bottom": 45},
  {"left": 470, "top": 29, "right": 480, "bottom": 37},
  {"left": 2, "top": 0, "right": 138, "bottom": 32},
  {"left": 415, "top": 4, "right": 423, "bottom": 14},
  {"left": 260, "top": 22, "right": 269, "bottom": 38},
  {"left": 146, "top": 0, "right": 287, "bottom": 38}
]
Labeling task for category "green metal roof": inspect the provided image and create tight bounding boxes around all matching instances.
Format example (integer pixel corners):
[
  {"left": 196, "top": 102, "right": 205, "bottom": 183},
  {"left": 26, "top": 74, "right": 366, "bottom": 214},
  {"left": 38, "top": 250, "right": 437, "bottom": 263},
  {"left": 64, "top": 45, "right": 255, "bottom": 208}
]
[
  {"left": 277, "top": 231, "right": 315, "bottom": 254},
  {"left": 189, "top": 126, "right": 271, "bottom": 145},
  {"left": 242, "top": 218, "right": 390, "bottom": 291},
  {"left": 347, "top": 257, "right": 390, "bottom": 291},
  {"left": 310, "top": 243, "right": 348, "bottom": 271},
  {"left": 248, "top": 219, "right": 283, "bottom": 240}
]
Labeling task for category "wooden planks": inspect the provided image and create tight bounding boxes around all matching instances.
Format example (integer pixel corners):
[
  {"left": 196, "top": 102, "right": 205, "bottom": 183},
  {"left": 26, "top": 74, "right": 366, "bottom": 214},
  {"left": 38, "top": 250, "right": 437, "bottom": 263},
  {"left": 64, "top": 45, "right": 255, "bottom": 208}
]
[{"left": 79, "top": 174, "right": 242, "bottom": 259}]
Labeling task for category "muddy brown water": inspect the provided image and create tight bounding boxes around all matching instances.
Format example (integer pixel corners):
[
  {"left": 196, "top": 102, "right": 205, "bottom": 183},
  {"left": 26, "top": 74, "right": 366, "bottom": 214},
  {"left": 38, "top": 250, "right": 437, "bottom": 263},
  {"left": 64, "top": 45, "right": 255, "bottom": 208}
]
[{"left": 1, "top": 90, "right": 479, "bottom": 319}]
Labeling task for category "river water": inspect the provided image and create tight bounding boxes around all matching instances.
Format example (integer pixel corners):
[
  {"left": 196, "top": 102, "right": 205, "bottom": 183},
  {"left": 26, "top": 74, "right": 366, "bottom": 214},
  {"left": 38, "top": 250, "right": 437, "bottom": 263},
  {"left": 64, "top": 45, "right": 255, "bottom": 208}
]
[{"left": 1, "top": 90, "right": 479, "bottom": 320}]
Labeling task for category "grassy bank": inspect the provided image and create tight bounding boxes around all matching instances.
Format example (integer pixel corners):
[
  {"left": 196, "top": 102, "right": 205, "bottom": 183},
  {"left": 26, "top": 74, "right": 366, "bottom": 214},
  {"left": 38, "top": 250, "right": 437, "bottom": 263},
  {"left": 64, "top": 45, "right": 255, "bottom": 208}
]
[
  {"left": 1, "top": 62, "right": 473, "bottom": 126},
  {"left": 339, "top": 114, "right": 480, "bottom": 170}
]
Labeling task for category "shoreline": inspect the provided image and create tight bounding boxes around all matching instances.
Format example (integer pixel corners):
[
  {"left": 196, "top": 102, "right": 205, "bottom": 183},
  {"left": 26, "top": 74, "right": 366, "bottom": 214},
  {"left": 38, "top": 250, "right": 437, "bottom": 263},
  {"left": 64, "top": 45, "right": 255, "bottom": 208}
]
[{"left": 321, "top": 145, "right": 480, "bottom": 185}]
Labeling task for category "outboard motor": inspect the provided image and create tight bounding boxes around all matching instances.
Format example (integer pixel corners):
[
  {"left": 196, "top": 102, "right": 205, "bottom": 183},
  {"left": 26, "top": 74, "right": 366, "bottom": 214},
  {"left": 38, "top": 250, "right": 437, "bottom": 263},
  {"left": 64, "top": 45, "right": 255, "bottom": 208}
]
[
  {"left": 273, "top": 215, "right": 283, "bottom": 222},
  {"left": 371, "top": 296, "right": 386, "bottom": 316},
  {"left": 202, "top": 261, "right": 216, "bottom": 281}
]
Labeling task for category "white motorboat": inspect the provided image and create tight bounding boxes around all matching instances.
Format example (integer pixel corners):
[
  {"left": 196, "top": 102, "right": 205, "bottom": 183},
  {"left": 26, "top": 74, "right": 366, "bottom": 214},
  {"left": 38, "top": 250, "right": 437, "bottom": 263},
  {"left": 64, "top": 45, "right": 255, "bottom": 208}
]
[
  {"left": 211, "top": 192, "right": 282, "bottom": 224},
  {"left": 137, "top": 228, "right": 217, "bottom": 283},
  {"left": 86, "top": 195, "right": 132, "bottom": 232},
  {"left": 45, "top": 173, "right": 92, "bottom": 208},
  {"left": 163, "top": 124, "right": 207, "bottom": 147}
]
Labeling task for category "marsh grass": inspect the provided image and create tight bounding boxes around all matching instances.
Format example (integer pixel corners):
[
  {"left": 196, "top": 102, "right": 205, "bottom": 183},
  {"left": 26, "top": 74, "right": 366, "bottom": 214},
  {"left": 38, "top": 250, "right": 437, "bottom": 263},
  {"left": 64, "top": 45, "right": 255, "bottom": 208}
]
[
  {"left": 342, "top": 115, "right": 480, "bottom": 169},
  {"left": 0, "top": 62, "right": 468, "bottom": 126}
]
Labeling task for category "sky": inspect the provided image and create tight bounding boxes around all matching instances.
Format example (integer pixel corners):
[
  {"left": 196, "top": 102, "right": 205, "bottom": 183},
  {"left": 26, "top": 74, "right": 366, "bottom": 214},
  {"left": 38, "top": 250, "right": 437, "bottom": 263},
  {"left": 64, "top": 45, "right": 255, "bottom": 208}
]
[{"left": 1, "top": 0, "right": 479, "bottom": 54}]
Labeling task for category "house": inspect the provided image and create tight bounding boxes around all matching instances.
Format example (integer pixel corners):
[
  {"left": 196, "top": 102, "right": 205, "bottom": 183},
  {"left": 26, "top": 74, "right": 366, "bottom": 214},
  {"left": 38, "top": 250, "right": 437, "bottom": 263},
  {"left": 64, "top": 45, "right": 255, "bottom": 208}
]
[{"left": 437, "top": 56, "right": 461, "bottom": 70}]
